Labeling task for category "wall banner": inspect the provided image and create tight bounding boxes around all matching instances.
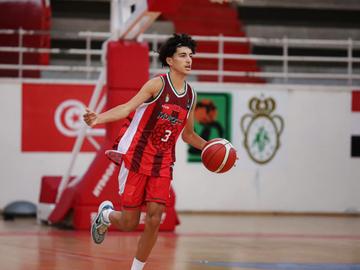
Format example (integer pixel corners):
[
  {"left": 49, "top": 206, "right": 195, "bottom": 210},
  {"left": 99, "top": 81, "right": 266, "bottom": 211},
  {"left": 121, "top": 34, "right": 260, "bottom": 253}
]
[
  {"left": 22, "top": 83, "right": 104, "bottom": 152},
  {"left": 187, "top": 92, "right": 232, "bottom": 162},
  {"left": 351, "top": 90, "right": 360, "bottom": 157}
]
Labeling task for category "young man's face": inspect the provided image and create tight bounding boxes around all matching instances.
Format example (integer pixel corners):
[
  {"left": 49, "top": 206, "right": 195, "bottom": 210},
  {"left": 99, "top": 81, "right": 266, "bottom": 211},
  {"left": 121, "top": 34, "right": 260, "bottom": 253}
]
[{"left": 166, "top": 46, "right": 193, "bottom": 75}]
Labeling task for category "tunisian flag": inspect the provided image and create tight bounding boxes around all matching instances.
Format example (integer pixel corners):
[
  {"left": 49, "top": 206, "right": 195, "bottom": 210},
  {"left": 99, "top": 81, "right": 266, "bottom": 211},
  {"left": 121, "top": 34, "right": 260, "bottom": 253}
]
[{"left": 22, "top": 83, "right": 105, "bottom": 152}]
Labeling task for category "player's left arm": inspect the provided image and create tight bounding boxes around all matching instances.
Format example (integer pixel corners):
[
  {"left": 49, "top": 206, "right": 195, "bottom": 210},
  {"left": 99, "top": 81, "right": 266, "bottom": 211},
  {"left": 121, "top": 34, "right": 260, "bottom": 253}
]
[{"left": 182, "top": 96, "right": 207, "bottom": 150}]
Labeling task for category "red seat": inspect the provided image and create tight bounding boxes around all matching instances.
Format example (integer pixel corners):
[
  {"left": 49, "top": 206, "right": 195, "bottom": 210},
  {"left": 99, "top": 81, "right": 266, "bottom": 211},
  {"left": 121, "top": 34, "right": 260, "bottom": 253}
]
[{"left": 0, "top": 0, "right": 51, "bottom": 78}]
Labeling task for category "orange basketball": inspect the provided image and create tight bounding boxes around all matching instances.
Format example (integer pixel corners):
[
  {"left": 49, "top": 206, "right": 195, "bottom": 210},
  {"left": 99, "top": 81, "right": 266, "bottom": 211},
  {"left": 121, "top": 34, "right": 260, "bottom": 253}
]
[{"left": 201, "top": 138, "right": 237, "bottom": 173}]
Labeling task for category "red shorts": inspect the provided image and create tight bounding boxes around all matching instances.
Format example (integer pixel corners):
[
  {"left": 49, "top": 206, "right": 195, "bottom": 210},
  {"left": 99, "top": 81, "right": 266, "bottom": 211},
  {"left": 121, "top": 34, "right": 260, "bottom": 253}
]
[{"left": 118, "top": 163, "right": 172, "bottom": 210}]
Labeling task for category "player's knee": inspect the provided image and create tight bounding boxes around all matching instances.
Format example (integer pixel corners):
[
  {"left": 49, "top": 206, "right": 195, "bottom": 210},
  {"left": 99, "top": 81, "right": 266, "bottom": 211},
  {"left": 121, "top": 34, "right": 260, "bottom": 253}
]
[{"left": 145, "top": 212, "right": 162, "bottom": 229}]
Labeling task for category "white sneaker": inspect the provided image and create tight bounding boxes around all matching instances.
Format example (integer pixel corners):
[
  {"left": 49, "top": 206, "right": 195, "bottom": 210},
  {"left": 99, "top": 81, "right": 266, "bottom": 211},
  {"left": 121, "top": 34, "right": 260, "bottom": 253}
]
[
  {"left": 105, "top": 150, "right": 122, "bottom": 166},
  {"left": 91, "top": 200, "right": 114, "bottom": 244}
]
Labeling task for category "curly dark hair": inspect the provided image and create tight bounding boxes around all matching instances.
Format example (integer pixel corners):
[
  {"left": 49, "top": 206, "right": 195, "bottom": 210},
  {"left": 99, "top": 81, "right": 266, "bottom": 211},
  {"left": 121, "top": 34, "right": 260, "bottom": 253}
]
[{"left": 158, "top": 33, "right": 197, "bottom": 67}]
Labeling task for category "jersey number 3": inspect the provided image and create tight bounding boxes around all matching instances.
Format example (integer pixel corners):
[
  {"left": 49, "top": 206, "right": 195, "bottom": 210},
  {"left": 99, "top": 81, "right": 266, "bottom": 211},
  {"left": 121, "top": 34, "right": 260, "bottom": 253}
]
[
  {"left": 151, "top": 123, "right": 178, "bottom": 151},
  {"left": 161, "top": 130, "right": 172, "bottom": 142}
]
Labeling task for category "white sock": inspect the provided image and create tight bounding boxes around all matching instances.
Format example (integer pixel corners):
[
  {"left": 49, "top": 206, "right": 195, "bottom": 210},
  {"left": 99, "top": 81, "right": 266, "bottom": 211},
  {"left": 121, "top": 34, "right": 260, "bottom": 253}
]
[
  {"left": 102, "top": 209, "right": 114, "bottom": 224},
  {"left": 130, "top": 257, "right": 145, "bottom": 270}
]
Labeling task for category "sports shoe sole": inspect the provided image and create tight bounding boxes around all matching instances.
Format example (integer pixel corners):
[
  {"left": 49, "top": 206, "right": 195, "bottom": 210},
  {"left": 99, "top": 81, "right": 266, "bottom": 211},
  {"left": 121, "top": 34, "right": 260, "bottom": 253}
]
[{"left": 90, "top": 200, "right": 114, "bottom": 244}]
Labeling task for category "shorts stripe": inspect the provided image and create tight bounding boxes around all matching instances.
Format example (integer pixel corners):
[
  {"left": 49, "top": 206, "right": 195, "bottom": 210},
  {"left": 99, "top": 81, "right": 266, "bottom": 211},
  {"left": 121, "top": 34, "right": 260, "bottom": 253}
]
[
  {"left": 151, "top": 152, "right": 164, "bottom": 177},
  {"left": 118, "top": 162, "right": 129, "bottom": 195}
]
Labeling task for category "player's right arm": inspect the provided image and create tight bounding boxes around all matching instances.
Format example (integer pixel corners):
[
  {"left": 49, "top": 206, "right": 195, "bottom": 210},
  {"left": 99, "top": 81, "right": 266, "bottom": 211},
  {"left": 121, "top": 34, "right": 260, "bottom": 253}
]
[{"left": 83, "top": 77, "right": 163, "bottom": 127}]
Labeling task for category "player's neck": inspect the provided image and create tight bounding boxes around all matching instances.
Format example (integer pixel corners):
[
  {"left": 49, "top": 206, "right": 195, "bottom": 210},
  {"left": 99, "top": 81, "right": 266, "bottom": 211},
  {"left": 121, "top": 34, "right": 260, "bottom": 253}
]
[{"left": 168, "top": 71, "right": 186, "bottom": 93}]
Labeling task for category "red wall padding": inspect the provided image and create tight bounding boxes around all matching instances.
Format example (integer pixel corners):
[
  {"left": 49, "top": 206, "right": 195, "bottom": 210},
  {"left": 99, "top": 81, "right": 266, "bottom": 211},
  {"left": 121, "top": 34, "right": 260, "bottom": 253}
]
[{"left": 106, "top": 41, "right": 149, "bottom": 139}]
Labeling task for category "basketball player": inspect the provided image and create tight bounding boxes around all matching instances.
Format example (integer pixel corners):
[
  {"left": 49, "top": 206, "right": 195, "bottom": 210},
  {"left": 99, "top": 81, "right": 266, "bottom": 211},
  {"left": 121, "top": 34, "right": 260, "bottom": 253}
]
[{"left": 83, "top": 33, "right": 207, "bottom": 270}]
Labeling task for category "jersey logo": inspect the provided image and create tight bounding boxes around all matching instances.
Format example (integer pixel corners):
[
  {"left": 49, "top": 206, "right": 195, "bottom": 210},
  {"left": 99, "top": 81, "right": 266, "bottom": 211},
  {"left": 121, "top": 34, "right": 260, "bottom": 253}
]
[{"left": 157, "top": 111, "right": 183, "bottom": 125}]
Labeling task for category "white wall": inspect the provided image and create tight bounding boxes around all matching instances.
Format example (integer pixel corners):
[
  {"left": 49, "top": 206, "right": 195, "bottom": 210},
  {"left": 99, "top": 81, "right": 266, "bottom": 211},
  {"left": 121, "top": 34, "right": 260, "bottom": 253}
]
[
  {"left": 0, "top": 80, "right": 359, "bottom": 213},
  {"left": 173, "top": 83, "right": 360, "bottom": 213}
]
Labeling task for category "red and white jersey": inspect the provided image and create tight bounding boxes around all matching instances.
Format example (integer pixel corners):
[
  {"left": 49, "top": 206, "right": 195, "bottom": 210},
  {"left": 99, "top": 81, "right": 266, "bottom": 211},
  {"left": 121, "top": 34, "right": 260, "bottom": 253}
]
[{"left": 117, "top": 73, "right": 196, "bottom": 178}]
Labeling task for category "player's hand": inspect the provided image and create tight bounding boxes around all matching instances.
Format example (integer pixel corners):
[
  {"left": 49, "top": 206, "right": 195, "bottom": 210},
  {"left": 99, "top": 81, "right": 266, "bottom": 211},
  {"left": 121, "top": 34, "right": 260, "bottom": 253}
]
[{"left": 83, "top": 108, "right": 98, "bottom": 127}]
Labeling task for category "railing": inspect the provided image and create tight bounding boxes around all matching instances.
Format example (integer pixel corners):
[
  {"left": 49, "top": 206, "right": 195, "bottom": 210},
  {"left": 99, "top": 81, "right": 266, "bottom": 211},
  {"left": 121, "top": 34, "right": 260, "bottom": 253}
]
[{"left": 0, "top": 29, "right": 360, "bottom": 85}]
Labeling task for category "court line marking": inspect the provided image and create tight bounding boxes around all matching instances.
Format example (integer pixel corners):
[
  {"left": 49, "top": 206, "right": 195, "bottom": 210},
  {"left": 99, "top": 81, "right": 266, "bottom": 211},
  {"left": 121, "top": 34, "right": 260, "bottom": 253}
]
[
  {"left": 0, "top": 231, "right": 360, "bottom": 240},
  {"left": 194, "top": 261, "right": 360, "bottom": 270}
]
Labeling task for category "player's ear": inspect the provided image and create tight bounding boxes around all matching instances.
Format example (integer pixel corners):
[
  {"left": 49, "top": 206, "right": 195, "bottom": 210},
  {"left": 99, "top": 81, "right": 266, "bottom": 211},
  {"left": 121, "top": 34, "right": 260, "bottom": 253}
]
[{"left": 166, "top": 56, "right": 173, "bottom": 66}]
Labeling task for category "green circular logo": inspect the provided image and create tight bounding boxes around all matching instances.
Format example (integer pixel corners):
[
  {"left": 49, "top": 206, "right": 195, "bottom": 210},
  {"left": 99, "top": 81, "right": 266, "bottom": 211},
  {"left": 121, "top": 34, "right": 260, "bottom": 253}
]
[{"left": 241, "top": 96, "right": 284, "bottom": 165}]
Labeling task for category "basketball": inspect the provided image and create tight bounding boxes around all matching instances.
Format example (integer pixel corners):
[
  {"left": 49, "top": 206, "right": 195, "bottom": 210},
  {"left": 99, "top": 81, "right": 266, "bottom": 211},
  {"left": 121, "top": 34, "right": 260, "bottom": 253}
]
[{"left": 201, "top": 138, "right": 237, "bottom": 173}]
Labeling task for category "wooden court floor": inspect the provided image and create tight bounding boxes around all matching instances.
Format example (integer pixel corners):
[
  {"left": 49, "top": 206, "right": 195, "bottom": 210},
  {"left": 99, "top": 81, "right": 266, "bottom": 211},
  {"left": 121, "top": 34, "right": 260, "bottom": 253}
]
[{"left": 0, "top": 213, "right": 359, "bottom": 270}]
